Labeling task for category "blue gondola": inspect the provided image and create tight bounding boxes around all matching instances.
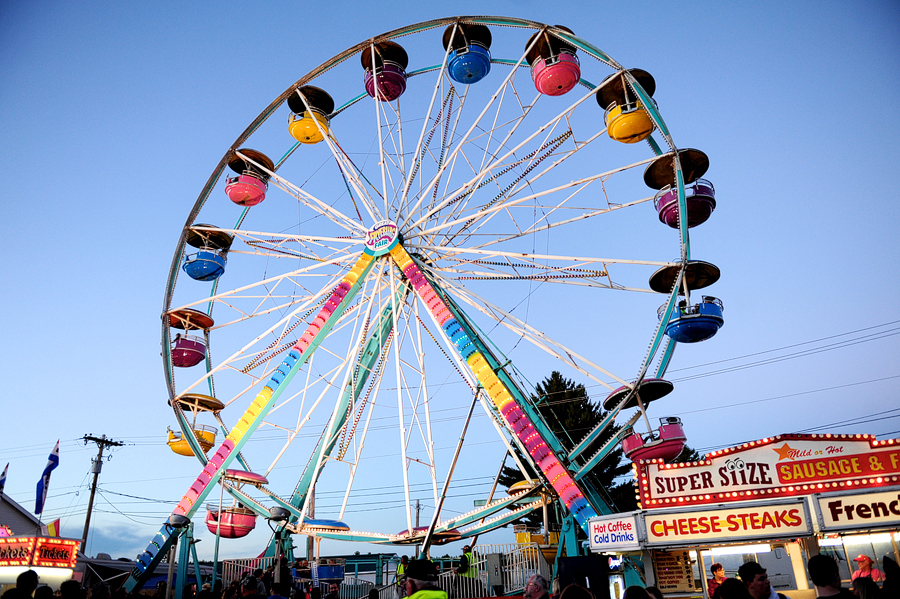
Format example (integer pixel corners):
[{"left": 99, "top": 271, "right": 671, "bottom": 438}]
[
  {"left": 442, "top": 23, "right": 492, "bottom": 84},
  {"left": 182, "top": 225, "right": 233, "bottom": 282},
  {"left": 660, "top": 296, "right": 724, "bottom": 343}
]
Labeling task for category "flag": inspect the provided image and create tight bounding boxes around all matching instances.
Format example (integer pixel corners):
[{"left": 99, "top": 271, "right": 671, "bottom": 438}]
[
  {"left": 0, "top": 463, "right": 7, "bottom": 496},
  {"left": 41, "top": 518, "right": 61, "bottom": 537},
  {"left": 35, "top": 441, "right": 59, "bottom": 515}
]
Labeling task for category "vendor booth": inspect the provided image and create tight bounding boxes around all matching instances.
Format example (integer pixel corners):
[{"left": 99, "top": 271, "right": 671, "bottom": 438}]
[
  {"left": 588, "top": 434, "right": 900, "bottom": 597},
  {"left": 0, "top": 536, "right": 81, "bottom": 592}
]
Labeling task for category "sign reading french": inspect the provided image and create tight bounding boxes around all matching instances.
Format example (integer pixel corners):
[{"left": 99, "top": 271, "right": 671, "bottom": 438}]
[
  {"left": 588, "top": 513, "right": 641, "bottom": 552},
  {"left": 815, "top": 488, "right": 900, "bottom": 531},
  {"left": 644, "top": 501, "right": 811, "bottom": 545},
  {"left": 635, "top": 434, "right": 900, "bottom": 508}
]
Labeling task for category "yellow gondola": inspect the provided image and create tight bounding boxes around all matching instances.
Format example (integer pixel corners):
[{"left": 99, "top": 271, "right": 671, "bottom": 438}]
[
  {"left": 167, "top": 424, "right": 216, "bottom": 456},
  {"left": 287, "top": 86, "right": 334, "bottom": 144}
]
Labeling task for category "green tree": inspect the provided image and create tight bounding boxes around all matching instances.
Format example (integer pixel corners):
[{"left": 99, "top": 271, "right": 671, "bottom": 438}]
[{"left": 497, "top": 371, "right": 629, "bottom": 527}]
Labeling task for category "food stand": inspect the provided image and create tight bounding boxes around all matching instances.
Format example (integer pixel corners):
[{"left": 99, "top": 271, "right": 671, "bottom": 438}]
[
  {"left": 0, "top": 536, "right": 81, "bottom": 592},
  {"left": 588, "top": 434, "right": 900, "bottom": 597}
]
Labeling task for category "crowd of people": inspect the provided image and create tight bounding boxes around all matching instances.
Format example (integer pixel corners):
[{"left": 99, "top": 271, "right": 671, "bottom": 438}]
[
  {"left": 4, "top": 549, "right": 899, "bottom": 599},
  {"left": 705, "top": 554, "right": 899, "bottom": 599}
]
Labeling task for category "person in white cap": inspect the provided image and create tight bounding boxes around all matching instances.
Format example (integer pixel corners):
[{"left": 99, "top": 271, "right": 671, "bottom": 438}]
[{"left": 851, "top": 555, "right": 885, "bottom": 583}]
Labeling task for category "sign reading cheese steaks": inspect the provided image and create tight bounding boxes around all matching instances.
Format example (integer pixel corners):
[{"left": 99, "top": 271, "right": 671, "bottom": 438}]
[
  {"left": 635, "top": 434, "right": 900, "bottom": 507},
  {"left": 644, "top": 501, "right": 811, "bottom": 545}
]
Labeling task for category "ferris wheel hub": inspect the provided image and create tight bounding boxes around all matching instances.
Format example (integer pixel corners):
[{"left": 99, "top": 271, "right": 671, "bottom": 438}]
[{"left": 364, "top": 219, "right": 400, "bottom": 256}]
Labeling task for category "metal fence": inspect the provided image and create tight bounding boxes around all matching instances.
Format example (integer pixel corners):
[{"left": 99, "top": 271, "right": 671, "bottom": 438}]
[
  {"left": 319, "top": 577, "right": 376, "bottom": 599},
  {"left": 222, "top": 543, "right": 549, "bottom": 598},
  {"left": 221, "top": 556, "right": 277, "bottom": 585},
  {"left": 434, "top": 543, "right": 549, "bottom": 597}
]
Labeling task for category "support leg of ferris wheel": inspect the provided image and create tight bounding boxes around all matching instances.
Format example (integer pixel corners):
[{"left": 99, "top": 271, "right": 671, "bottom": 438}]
[
  {"left": 124, "top": 252, "right": 378, "bottom": 593},
  {"left": 425, "top": 269, "right": 616, "bottom": 517},
  {"left": 388, "top": 245, "right": 604, "bottom": 536},
  {"left": 398, "top": 252, "right": 657, "bottom": 581},
  {"left": 262, "top": 287, "right": 405, "bottom": 558}
]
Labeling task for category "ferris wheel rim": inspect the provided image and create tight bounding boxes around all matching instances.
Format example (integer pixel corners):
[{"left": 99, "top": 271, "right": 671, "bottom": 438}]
[{"left": 160, "top": 16, "right": 698, "bottom": 549}]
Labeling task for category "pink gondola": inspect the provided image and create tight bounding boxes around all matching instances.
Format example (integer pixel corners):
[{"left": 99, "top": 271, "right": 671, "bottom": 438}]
[
  {"left": 224, "top": 150, "right": 274, "bottom": 207},
  {"left": 205, "top": 506, "right": 257, "bottom": 538},
  {"left": 171, "top": 334, "right": 207, "bottom": 368},
  {"left": 525, "top": 27, "right": 580, "bottom": 96},
  {"left": 623, "top": 417, "right": 687, "bottom": 463}
]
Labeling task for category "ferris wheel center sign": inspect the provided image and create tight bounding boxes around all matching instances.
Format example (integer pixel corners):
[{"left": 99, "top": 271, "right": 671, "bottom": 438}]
[{"left": 365, "top": 220, "right": 400, "bottom": 256}]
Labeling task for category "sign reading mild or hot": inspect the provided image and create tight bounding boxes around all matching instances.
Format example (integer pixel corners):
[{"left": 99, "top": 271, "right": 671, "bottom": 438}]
[
  {"left": 635, "top": 434, "right": 900, "bottom": 507},
  {"left": 815, "top": 488, "right": 900, "bottom": 531},
  {"left": 643, "top": 501, "right": 812, "bottom": 546}
]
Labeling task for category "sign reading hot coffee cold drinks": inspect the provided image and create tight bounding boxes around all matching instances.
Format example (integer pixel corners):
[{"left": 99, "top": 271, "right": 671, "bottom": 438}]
[
  {"left": 644, "top": 501, "right": 811, "bottom": 545},
  {"left": 588, "top": 514, "right": 641, "bottom": 552},
  {"left": 635, "top": 434, "right": 900, "bottom": 507}
]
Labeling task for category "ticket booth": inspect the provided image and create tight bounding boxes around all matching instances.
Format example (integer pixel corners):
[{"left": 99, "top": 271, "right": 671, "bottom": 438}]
[{"left": 0, "top": 536, "right": 80, "bottom": 592}]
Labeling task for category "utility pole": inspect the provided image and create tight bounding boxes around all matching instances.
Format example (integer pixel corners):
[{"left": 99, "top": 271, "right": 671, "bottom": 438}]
[
  {"left": 81, "top": 434, "right": 124, "bottom": 554},
  {"left": 415, "top": 500, "right": 421, "bottom": 558},
  {"left": 306, "top": 486, "right": 315, "bottom": 561}
]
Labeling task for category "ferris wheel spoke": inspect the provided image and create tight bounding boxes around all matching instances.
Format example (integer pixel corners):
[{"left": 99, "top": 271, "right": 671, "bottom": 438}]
[
  {"left": 176, "top": 259, "right": 355, "bottom": 333},
  {"left": 337, "top": 318, "right": 396, "bottom": 520},
  {"left": 421, "top": 82, "right": 538, "bottom": 239},
  {"left": 285, "top": 265, "right": 391, "bottom": 522},
  {"left": 411, "top": 244, "right": 675, "bottom": 270},
  {"left": 396, "top": 29, "right": 458, "bottom": 218},
  {"left": 367, "top": 44, "right": 391, "bottom": 217},
  {"left": 235, "top": 150, "right": 367, "bottom": 235},
  {"left": 292, "top": 90, "right": 384, "bottom": 224},
  {"left": 406, "top": 152, "right": 657, "bottom": 244},
  {"left": 178, "top": 259, "right": 382, "bottom": 407},
  {"left": 281, "top": 267, "right": 398, "bottom": 519},
  {"left": 228, "top": 229, "right": 363, "bottom": 259},
  {"left": 437, "top": 89, "right": 558, "bottom": 237},
  {"left": 399, "top": 35, "right": 542, "bottom": 231},
  {"left": 407, "top": 84, "right": 468, "bottom": 231},
  {"left": 437, "top": 274, "right": 630, "bottom": 390},
  {"left": 436, "top": 125, "right": 611, "bottom": 249},
  {"left": 405, "top": 79, "right": 600, "bottom": 234}
]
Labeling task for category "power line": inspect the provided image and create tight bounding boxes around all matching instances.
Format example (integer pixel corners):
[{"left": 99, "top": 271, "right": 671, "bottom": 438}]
[
  {"left": 668, "top": 320, "right": 900, "bottom": 373},
  {"left": 670, "top": 375, "right": 900, "bottom": 416}
]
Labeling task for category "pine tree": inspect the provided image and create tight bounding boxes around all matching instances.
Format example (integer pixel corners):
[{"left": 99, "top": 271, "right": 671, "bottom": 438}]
[{"left": 496, "top": 371, "right": 630, "bottom": 527}]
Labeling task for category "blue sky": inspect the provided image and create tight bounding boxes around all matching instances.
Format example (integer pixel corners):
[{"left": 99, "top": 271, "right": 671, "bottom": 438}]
[{"left": 1, "top": 1, "right": 898, "bottom": 563}]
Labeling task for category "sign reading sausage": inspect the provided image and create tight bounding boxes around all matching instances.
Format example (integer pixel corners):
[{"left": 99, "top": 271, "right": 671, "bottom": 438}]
[{"left": 635, "top": 434, "right": 900, "bottom": 508}]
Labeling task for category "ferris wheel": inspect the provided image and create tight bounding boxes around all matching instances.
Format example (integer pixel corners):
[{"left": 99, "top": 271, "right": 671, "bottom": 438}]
[{"left": 129, "top": 16, "right": 724, "bottom": 588}]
